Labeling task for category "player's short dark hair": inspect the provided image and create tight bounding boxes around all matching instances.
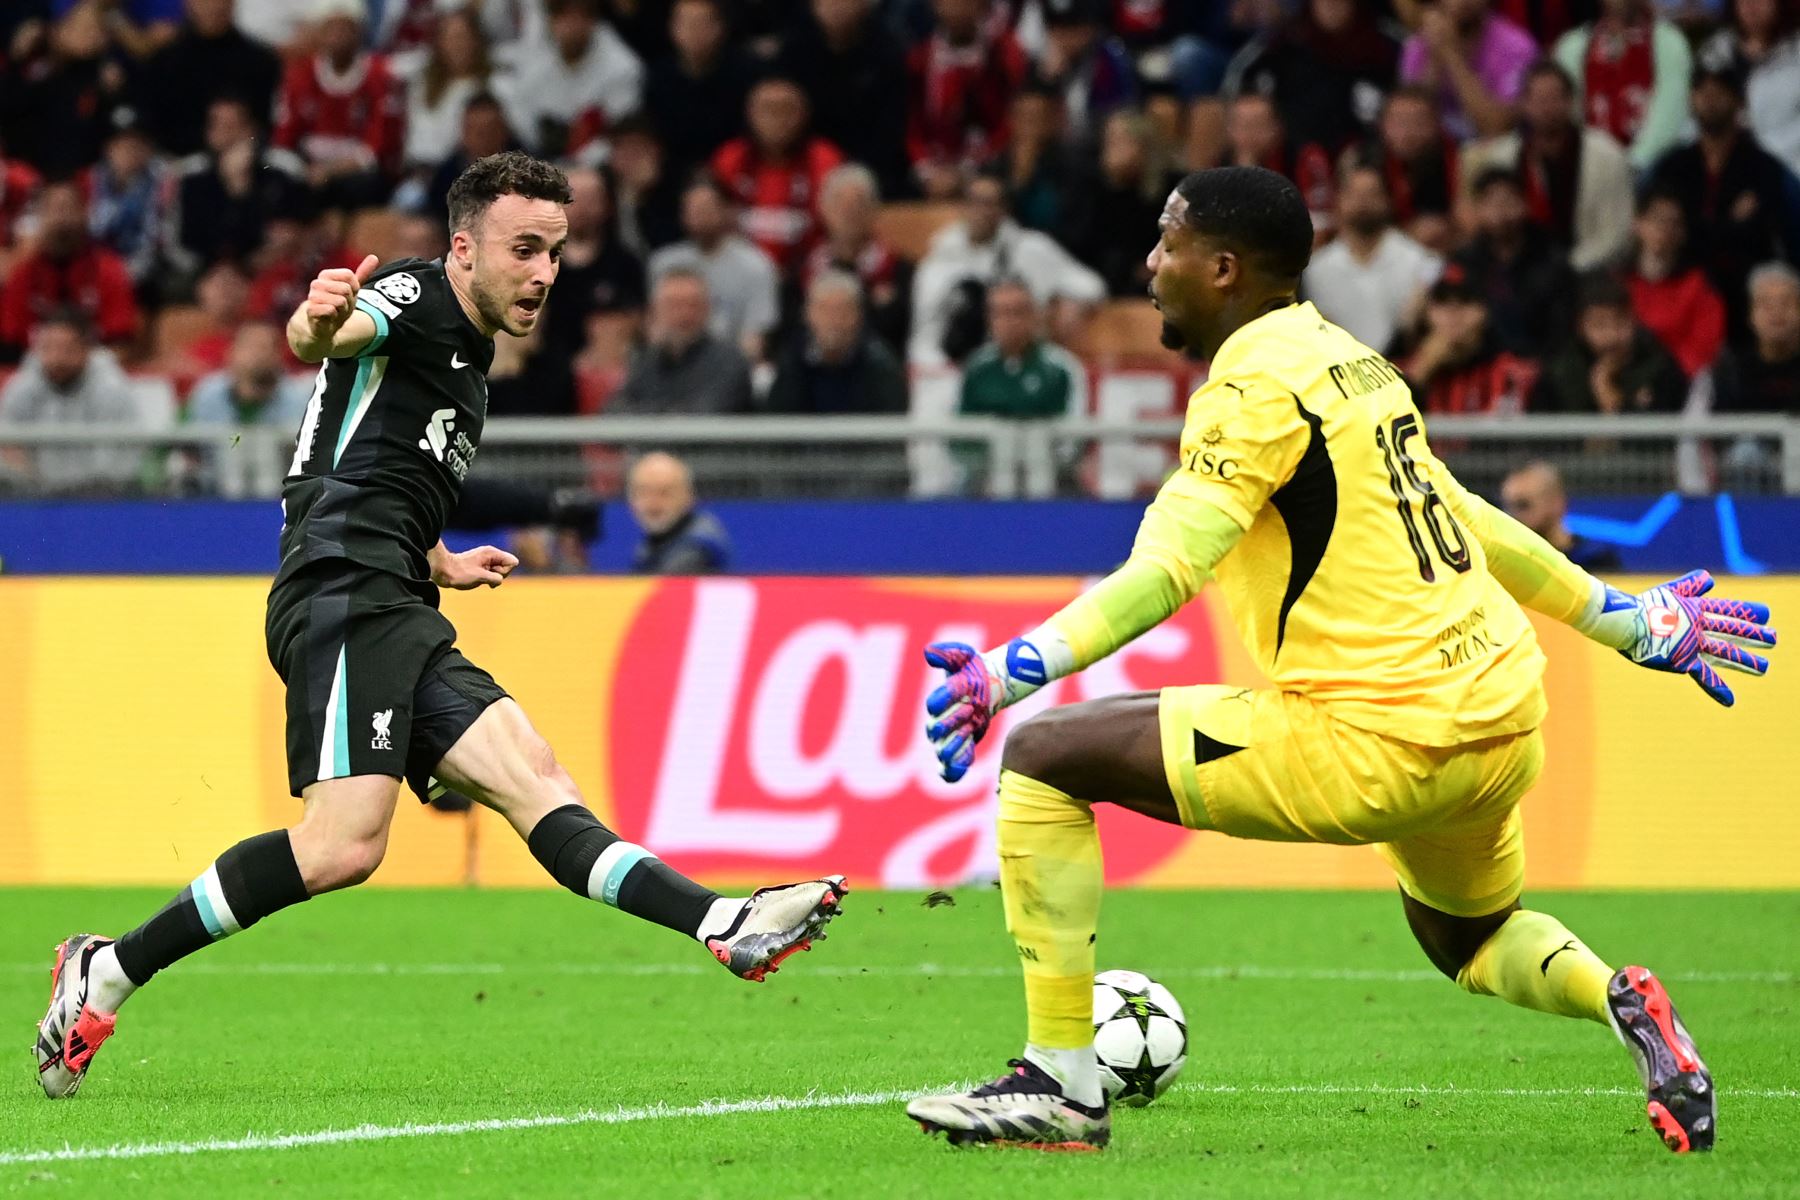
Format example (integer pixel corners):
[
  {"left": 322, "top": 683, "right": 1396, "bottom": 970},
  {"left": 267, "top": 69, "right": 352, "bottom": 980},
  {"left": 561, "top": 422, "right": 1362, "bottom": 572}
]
[
  {"left": 1173, "top": 166, "right": 1314, "bottom": 281},
  {"left": 446, "top": 151, "right": 573, "bottom": 234},
  {"left": 1469, "top": 165, "right": 1524, "bottom": 198}
]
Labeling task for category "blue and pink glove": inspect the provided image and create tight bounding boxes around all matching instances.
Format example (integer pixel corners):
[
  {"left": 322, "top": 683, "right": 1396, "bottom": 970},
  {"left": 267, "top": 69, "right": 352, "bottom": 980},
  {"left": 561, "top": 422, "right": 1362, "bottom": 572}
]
[
  {"left": 1578, "top": 570, "right": 1775, "bottom": 706},
  {"left": 923, "top": 638, "right": 1056, "bottom": 782}
]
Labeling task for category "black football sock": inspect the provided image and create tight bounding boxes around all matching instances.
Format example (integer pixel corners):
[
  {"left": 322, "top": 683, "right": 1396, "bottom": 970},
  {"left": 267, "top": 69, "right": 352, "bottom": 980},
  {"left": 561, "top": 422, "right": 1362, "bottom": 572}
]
[
  {"left": 113, "top": 831, "right": 311, "bottom": 987},
  {"left": 527, "top": 804, "right": 720, "bottom": 938}
]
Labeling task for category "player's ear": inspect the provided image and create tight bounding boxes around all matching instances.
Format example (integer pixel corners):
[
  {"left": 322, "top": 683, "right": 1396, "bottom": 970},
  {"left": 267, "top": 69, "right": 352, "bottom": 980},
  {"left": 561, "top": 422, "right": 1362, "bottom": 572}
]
[
  {"left": 449, "top": 228, "right": 475, "bottom": 270},
  {"left": 1210, "top": 249, "right": 1240, "bottom": 289}
]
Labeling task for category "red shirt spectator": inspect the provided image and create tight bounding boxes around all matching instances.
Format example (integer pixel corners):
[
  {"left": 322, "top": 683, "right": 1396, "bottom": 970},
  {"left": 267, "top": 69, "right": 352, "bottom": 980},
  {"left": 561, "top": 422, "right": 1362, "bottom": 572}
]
[
  {"left": 1405, "top": 272, "right": 1539, "bottom": 415},
  {"left": 907, "top": 0, "right": 1028, "bottom": 196},
  {"left": 0, "top": 181, "right": 140, "bottom": 357},
  {"left": 711, "top": 78, "right": 845, "bottom": 277},
  {"left": 273, "top": 3, "right": 406, "bottom": 180},
  {"left": 1625, "top": 189, "right": 1725, "bottom": 378}
]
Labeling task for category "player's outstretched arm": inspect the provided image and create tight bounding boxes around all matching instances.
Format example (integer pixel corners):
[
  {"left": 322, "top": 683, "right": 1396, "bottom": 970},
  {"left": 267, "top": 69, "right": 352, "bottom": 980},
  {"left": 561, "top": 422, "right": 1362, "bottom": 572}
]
[
  {"left": 1440, "top": 472, "right": 1776, "bottom": 706},
  {"left": 287, "top": 254, "right": 382, "bottom": 363},
  {"left": 922, "top": 491, "right": 1244, "bottom": 782}
]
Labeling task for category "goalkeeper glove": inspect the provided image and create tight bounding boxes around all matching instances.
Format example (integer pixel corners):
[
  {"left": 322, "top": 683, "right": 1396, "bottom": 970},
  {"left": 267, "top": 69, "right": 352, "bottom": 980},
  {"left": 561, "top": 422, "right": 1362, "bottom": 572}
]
[
  {"left": 922, "top": 634, "right": 1069, "bottom": 782},
  {"left": 1575, "top": 570, "right": 1775, "bottom": 706}
]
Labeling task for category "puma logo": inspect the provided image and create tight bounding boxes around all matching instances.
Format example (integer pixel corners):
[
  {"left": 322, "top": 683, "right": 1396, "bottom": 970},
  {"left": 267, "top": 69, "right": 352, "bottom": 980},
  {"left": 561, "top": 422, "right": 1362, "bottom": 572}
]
[{"left": 1540, "top": 940, "right": 1580, "bottom": 975}]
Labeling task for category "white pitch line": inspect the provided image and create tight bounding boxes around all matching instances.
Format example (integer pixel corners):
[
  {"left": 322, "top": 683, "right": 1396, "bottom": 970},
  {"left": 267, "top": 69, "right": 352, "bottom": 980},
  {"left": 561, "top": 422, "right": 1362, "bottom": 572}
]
[
  {"left": 0, "top": 1086, "right": 924, "bottom": 1167},
  {"left": 4, "top": 1080, "right": 1798, "bottom": 1167},
  {"left": 1, "top": 962, "right": 1792, "bottom": 984}
]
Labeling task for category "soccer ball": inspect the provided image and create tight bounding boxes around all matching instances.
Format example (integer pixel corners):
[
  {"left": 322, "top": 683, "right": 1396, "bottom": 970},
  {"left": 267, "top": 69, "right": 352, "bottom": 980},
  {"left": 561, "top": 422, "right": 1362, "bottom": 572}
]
[{"left": 1092, "top": 969, "right": 1187, "bottom": 1106}]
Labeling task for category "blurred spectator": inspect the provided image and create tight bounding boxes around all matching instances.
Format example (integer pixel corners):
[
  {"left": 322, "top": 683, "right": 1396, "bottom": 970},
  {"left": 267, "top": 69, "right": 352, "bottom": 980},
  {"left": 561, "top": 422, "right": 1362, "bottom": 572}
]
[
  {"left": 1225, "top": 0, "right": 1400, "bottom": 154},
  {"left": 1399, "top": 0, "right": 1538, "bottom": 142},
  {"left": 805, "top": 163, "right": 912, "bottom": 355},
  {"left": 495, "top": 0, "right": 645, "bottom": 156},
  {"left": 87, "top": 113, "right": 170, "bottom": 289},
  {"left": 1066, "top": 108, "right": 1181, "bottom": 298},
  {"left": 957, "top": 277, "right": 1083, "bottom": 497},
  {"left": 487, "top": 318, "right": 579, "bottom": 415},
  {"left": 363, "top": 0, "right": 446, "bottom": 72},
  {"left": 541, "top": 166, "right": 645, "bottom": 366},
  {"left": 1710, "top": 261, "right": 1800, "bottom": 412},
  {"left": 61, "top": 0, "right": 183, "bottom": 60},
  {"left": 1035, "top": 0, "right": 1139, "bottom": 146},
  {"left": 648, "top": 178, "right": 781, "bottom": 360},
  {"left": 402, "top": 8, "right": 496, "bottom": 172},
  {"left": 184, "top": 323, "right": 309, "bottom": 489},
  {"left": 1449, "top": 166, "right": 1576, "bottom": 357},
  {"left": 774, "top": 0, "right": 912, "bottom": 200},
  {"left": 0, "top": 181, "right": 141, "bottom": 359},
  {"left": 1535, "top": 273, "right": 1686, "bottom": 412},
  {"left": 1647, "top": 63, "right": 1795, "bottom": 340},
  {"left": 1624, "top": 189, "right": 1726, "bottom": 379},
  {"left": 416, "top": 93, "right": 519, "bottom": 228},
  {"left": 138, "top": 0, "right": 281, "bottom": 158},
  {"left": 0, "top": 138, "right": 42, "bottom": 259},
  {"left": 168, "top": 95, "right": 310, "bottom": 281},
  {"left": 909, "top": 170, "right": 1104, "bottom": 368},
  {"left": 1303, "top": 162, "right": 1440, "bottom": 355},
  {"left": 2, "top": 2, "right": 132, "bottom": 174},
  {"left": 1348, "top": 85, "right": 1460, "bottom": 252},
  {"left": 989, "top": 83, "right": 1076, "bottom": 237},
  {"left": 1403, "top": 268, "right": 1539, "bottom": 414},
  {"left": 1462, "top": 60, "right": 1633, "bottom": 271},
  {"left": 0, "top": 309, "right": 156, "bottom": 493},
  {"left": 1554, "top": 0, "right": 1692, "bottom": 172},
  {"left": 606, "top": 114, "right": 683, "bottom": 259},
  {"left": 391, "top": 212, "right": 449, "bottom": 262},
  {"left": 626, "top": 451, "right": 731, "bottom": 574},
  {"left": 1698, "top": 0, "right": 1800, "bottom": 180},
  {"left": 273, "top": 0, "right": 405, "bottom": 210},
  {"left": 245, "top": 215, "right": 351, "bottom": 330},
  {"left": 172, "top": 260, "right": 250, "bottom": 377},
  {"left": 711, "top": 77, "right": 845, "bottom": 278},
  {"left": 644, "top": 0, "right": 754, "bottom": 181},
  {"left": 959, "top": 275, "right": 1080, "bottom": 417},
  {"left": 768, "top": 270, "right": 909, "bottom": 413},
  {"left": 613, "top": 267, "right": 754, "bottom": 413},
  {"left": 1220, "top": 91, "right": 1335, "bottom": 236},
  {"left": 1499, "top": 460, "right": 1624, "bottom": 571},
  {"left": 907, "top": 0, "right": 1029, "bottom": 199}
]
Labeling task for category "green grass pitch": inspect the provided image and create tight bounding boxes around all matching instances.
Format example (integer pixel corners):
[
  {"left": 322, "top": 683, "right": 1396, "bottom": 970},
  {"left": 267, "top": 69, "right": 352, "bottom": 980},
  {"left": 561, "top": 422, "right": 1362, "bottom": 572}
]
[{"left": 2, "top": 887, "right": 1797, "bottom": 1198}]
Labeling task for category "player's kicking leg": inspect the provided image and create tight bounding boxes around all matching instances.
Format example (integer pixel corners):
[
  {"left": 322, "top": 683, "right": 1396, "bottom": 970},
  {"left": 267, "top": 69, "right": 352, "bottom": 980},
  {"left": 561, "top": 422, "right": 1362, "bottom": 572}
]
[
  {"left": 1401, "top": 892, "right": 1715, "bottom": 1153},
  {"left": 37, "top": 773, "right": 402, "bottom": 1097},
  {"left": 430, "top": 697, "right": 846, "bottom": 982}
]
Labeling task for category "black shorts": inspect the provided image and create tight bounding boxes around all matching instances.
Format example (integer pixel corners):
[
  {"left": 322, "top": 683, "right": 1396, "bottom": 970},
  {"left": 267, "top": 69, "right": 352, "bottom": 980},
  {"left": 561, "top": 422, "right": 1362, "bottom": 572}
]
[{"left": 266, "top": 563, "right": 508, "bottom": 802}]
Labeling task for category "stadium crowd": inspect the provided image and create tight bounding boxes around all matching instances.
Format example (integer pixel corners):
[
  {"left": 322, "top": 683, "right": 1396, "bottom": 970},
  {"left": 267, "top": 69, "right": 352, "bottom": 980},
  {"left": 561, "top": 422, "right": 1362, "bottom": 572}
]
[{"left": 1, "top": 0, "right": 1800, "bottom": 497}]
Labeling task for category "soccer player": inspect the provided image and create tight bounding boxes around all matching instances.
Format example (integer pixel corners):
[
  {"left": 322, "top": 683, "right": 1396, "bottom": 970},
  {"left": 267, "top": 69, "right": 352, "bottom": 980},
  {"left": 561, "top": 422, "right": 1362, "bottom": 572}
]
[
  {"left": 906, "top": 166, "right": 1775, "bottom": 1154},
  {"left": 34, "top": 153, "right": 847, "bottom": 1099}
]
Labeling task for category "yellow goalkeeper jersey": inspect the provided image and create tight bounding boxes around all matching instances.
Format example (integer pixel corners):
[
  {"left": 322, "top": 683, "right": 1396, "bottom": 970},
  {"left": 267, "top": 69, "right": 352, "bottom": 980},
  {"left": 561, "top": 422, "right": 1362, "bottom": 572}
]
[{"left": 1160, "top": 301, "right": 1547, "bottom": 746}]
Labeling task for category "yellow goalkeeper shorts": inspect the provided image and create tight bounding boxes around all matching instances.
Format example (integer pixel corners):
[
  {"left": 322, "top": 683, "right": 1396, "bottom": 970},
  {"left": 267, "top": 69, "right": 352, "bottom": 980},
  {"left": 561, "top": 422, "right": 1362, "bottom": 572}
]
[{"left": 1157, "top": 684, "right": 1545, "bottom": 918}]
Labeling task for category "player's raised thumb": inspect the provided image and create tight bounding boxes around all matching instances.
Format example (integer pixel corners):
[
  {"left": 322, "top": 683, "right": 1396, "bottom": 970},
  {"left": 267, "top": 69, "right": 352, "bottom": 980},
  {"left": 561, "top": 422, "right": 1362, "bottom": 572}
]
[{"left": 353, "top": 254, "right": 380, "bottom": 285}]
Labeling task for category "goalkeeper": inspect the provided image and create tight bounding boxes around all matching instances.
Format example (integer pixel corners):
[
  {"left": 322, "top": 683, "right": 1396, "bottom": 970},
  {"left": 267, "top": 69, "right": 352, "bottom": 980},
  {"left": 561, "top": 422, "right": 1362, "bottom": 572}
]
[{"left": 905, "top": 167, "right": 1776, "bottom": 1155}]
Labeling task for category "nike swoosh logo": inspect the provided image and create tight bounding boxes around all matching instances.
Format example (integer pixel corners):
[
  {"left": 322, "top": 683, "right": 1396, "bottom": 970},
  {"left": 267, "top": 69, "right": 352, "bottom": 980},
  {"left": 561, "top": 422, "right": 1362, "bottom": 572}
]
[
  {"left": 1540, "top": 940, "right": 1580, "bottom": 975},
  {"left": 451, "top": 354, "right": 467, "bottom": 369}
]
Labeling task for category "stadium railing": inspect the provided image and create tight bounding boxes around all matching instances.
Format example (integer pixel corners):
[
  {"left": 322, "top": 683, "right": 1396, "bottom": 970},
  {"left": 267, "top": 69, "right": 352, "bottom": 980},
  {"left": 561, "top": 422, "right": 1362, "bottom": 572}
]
[{"left": 0, "top": 413, "right": 1795, "bottom": 500}]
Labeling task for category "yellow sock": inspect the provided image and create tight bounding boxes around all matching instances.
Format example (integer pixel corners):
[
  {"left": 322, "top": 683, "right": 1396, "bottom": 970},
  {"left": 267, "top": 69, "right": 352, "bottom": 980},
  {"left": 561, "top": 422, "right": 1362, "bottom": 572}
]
[
  {"left": 1457, "top": 910, "right": 1612, "bottom": 1024},
  {"left": 997, "top": 769, "right": 1102, "bottom": 1050}
]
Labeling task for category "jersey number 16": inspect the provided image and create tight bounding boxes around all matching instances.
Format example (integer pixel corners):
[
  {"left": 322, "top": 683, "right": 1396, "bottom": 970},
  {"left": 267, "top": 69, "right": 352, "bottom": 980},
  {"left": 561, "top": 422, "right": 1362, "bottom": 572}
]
[{"left": 1375, "top": 413, "right": 1470, "bottom": 583}]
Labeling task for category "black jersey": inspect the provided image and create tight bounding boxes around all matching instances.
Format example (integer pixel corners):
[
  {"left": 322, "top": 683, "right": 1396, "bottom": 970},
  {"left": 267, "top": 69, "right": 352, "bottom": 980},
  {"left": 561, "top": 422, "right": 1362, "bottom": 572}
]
[{"left": 276, "top": 258, "right": 496, "bottom": 593}]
